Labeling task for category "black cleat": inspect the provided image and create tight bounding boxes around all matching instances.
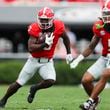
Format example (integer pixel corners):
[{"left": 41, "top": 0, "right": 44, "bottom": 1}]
[
  {"left": 79, "top": 99, "right": 94, "bottom": 110},
  {"left": 79, "top": 104, "right": 87, "bottom": 110},
  {"left": 90, "top": 97, "right": 101, "bottom": 110},
  {"left": 27, "top": 86, "right": 37, "bottom": 103},
  {"left": 0, "top": 99, "right": 7, "bottom": 108}
]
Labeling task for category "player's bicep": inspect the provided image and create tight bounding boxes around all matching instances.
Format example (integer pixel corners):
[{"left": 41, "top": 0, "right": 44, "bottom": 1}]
[
  {"left": 28, "top": 36, "right": 37, "bottom": 45},
  {"left": 61, "top": 31, "right": 68, "bottom": 39},
  {"left": 28, "top": 36, "right": 37, "bottom": 51},
  {"left": 61, "top": 31, "right": 70, "bottom": 44}
]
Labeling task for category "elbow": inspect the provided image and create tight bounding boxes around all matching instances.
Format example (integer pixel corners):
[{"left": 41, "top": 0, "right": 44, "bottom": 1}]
[
  {"left": 28, "top": 46, "right": 40, "bottom": 53},
  {"left": 28, "top": 47, "right": 34, "bottom": 53},
  {"left": 28, "top": 49, "right": 33, "bottom": 53}
]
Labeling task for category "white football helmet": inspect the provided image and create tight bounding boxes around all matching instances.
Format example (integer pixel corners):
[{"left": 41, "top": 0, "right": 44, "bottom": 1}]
[
  {"left": 102, "top": 0, "right": 110, "bottom": 23},
  {"left": 37, "top": 7, "right": 54, "bottom": 30}
]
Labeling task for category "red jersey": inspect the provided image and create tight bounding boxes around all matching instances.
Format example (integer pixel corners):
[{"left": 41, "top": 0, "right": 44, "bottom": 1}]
[
  {"left": 93, "top": 20, "right": 110, "bottom": 56},
  {"left": 28, "top": 19, "right": 65, "bottom": 58}
]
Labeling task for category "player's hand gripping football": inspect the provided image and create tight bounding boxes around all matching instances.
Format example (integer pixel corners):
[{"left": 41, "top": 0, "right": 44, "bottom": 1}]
[
  {"left": 70, "top": 54, "right": 84, "bottom": 69},
  {"left": 66, "top": 54, "right": 73, "bottom": 64},
  {"left": 45, "top": 32, "right": 54, "bottom": 46}
]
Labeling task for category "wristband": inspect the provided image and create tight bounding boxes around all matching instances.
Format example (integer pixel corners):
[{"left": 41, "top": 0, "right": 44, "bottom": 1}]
[{"left": 76, "top": 54, "right": 84, "bottom": 62}]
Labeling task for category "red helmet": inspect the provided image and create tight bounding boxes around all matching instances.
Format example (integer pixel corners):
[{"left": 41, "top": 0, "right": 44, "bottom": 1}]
[
  {"left": 37, "top": 7, "right": 54, "bottom": 30},
  {"left": 102, "top": 0, "right": 110, "bottom": 23}
]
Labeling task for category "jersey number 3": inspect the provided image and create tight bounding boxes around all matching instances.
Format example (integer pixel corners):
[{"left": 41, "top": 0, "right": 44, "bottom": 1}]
[{"left": 44, "top": 44, "right": 52, "bottom": 50}]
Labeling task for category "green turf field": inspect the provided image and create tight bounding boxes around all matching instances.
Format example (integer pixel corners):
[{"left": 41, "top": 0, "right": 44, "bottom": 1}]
[{"left": 0, "top": 85, "right": 109, "bottom": 110}]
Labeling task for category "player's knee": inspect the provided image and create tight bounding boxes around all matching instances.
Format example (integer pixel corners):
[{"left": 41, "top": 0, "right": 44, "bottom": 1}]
[
  {"left": 9, "top": 82, "right": 22, "bottom": 93},
  {"left": 11, "top": 82, "right": 22, "bottom": 89},
  {"left": 45, "top": 79, "right": 55, "bottom": 87},
  {"left": 81, "top": 74, "right": 93, "bottom": 85},
  {"left": 102, "top": 69, "right": 110, "bottom": 79},
  {"left": 47, "top": 79, "right": 55, "bottom": 85}
]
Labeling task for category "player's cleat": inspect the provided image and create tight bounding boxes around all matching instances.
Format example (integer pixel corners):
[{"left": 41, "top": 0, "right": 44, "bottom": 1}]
[
  {"left": 79, "top": 99, "right": 94, "bottom": 110},
  {"left": 0, "top": 99, "right": 7, "bottom": 108},
  {"left": 27, "top": 86, "right": 37, "bottom": 103},
  {"left": 90, "top": 97, "right": 101, "bottom": 110}
]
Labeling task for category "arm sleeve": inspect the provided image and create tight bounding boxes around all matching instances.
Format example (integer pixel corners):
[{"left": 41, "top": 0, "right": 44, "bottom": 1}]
[
  {"left": 28, "top": 23, "right": 39, "bottom": 38},
  {"left": 55, "top": 20, "right": 65, "bottom": 36},
  {"left": 92, "top": 21, "right": 102, "bottom": 38}
]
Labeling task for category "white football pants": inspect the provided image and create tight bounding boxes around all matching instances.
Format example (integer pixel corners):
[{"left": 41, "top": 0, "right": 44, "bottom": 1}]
[
  {"left": 16, "top": 56, "right": 56, "bottom": 86},
  {"left": 87, "top": 56, "right": 110, "bottom": 79}
]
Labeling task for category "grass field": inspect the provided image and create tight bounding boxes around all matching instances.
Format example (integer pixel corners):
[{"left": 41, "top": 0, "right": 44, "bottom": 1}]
[{"left": 0, "top": 85, "right": 109, "bottom": 110}]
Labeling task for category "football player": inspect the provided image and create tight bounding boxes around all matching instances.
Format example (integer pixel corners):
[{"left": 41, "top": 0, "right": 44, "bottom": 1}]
[
  {"left": 70, "top": 0, "right": 110, "bottom": 110},
  {"left": 0, "top": 7, "right": 73, "bottom": 108}
]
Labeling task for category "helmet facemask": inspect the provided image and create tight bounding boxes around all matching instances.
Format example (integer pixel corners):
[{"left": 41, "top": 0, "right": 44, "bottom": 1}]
[
  {"left": 37, "top": 17, "right": 53, "bottom": 30},
  {"left": 102, "top": 9, "right": 110, "bottom": 23}
]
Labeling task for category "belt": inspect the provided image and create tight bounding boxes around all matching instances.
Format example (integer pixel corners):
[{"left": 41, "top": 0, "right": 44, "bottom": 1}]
[
  {"left": 37, "top": 58, "right": 50, "bottom": 63},
  {"left": 103, "top": 54, "right": 110, "bottom": 57},
  {"left": 102, "top": 54, "right": 110, "bottom": 60}
]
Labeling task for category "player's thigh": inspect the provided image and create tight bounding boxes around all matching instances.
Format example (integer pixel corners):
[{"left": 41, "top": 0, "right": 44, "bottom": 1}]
[
  {"left": 17, "top": 58, "right": 39, "bottom": 85},
  {"left": 87, "top": 56, "right": 106, "bottom": 79},
  {"left": 101, "top": 68, "right": 110, "bottom": 78},
  {"left": 39, "top": 61, "right": 56, "bottom": 81}
]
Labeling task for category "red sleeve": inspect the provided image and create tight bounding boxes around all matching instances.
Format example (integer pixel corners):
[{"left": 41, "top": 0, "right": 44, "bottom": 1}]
[
  {"left": 28, "top": 23, "right": 40, "bottom": 38},
  {"left": 92, "top": 20, "right": 104, "bottom": 38},
  {"left": 54, "top": 20, "right": 65, "bottom": 35},
  {"left": 58, "top": 20, "right": 65, "bottom": 34}
]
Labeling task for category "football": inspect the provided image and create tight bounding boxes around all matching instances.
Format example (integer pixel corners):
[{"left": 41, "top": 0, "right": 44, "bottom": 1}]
[
  {"left": 36, "top": 32, "right": 51, "bottom": 44},
  {"left": 36, "top": 33, "right": 46, "bottom": 44}
]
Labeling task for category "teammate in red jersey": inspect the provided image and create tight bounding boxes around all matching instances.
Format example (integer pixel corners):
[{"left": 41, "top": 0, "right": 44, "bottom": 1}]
[
  {"left": 0, "top": 7, "right": 73, "bottom": 108},
  {"left": 70, "top": 0, "right": 110, "bottom": 110}
]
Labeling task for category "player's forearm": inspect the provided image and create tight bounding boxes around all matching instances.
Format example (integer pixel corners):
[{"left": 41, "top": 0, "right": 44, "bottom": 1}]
[
  {"left": 64, "top": 43, "right": 71, "bottom": 54},
  {"left": 28, "top": 43, "right": 47, "bottom": 52},
  {"left": 66, "top": 47, "right": 71, "bottom": 54},
  {"left": 61, "top": 32, "right": 71, "bottom": 54},
  {"left": 82, "top": 47, "right": 94, "bottom": 57},
  {"left": 63, "top": 39, "right": 71, "bottom": 54},
  {"left": 66, "top": 44, "right": 71, "bottom": 54}
]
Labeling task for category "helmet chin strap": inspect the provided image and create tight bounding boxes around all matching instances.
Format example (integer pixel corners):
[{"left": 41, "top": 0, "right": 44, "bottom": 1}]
[
  {"left": 104, "top": 23, "right": 110, "bottom": 32},
  {"left": 42, "top": 24, "right": 55, "bottom": 33}
]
